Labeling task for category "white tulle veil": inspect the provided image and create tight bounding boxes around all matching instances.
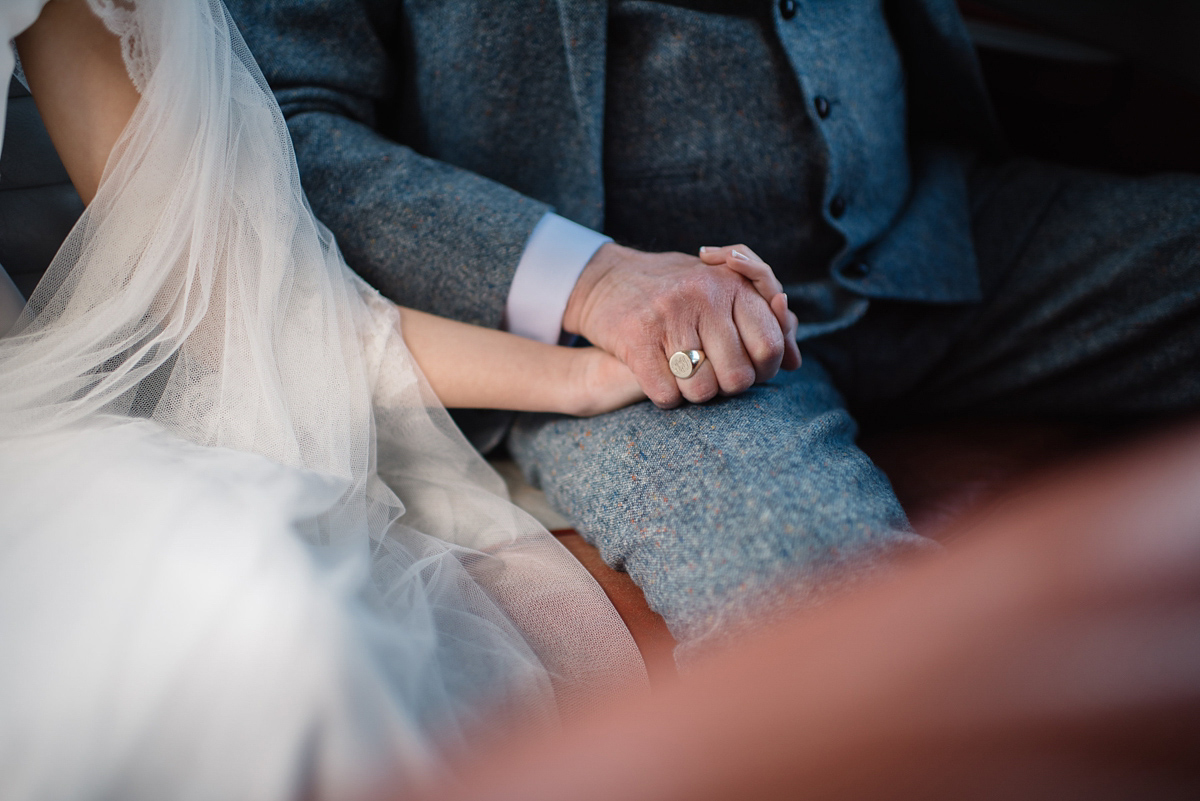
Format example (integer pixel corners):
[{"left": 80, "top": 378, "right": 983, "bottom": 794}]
[{"left": 0, "top": 1, "right": 644, "bottom": 798}]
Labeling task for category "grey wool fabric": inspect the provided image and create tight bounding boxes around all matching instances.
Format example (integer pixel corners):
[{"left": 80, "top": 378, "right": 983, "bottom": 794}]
[{"left": 226, "top": 0, "right": 1200, "bottom": 658}]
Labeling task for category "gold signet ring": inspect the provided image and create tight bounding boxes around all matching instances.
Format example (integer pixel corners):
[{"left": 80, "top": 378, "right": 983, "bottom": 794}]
[{"left": 669, "top": 349, "right": 706, "bottom": 379}]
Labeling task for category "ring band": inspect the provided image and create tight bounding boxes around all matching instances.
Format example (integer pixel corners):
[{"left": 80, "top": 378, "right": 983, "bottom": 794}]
[{"left": 669, "top": 349, "right": 706, "bottom": 379}]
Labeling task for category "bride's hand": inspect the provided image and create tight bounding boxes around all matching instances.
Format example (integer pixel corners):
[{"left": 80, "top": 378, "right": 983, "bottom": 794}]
[
  {"left": 398, "top": 306, "right": 644, "bottom": 416},
  {"left": 565, "top": 347, "right": 647, "bottom": 417},
  {"left": 698, "top": 245, "right": 802, "bottom": 371}
]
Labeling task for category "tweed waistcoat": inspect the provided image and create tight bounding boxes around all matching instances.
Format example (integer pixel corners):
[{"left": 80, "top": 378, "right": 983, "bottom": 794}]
[{"left": 604, "top": 0, "right": 844, "bottom": 283}]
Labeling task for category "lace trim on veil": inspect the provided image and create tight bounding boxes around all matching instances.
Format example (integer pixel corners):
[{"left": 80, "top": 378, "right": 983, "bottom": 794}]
[{"left": 87, "top": 0, "right": 151, "bottom": 92}]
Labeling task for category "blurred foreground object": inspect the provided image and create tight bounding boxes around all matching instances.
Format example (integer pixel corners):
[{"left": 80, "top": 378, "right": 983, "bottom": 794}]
[{"left": 414, "top": 422, "right": 1200, "bottom": 801}]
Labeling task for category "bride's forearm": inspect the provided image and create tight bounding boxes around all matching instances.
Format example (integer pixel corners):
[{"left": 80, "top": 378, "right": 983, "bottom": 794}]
[
  {"left": 16, "top": 0, "right": 139, "bottom": 205},
  {"left": 398, "top": 307, "right": 644, "bottom": 416}
]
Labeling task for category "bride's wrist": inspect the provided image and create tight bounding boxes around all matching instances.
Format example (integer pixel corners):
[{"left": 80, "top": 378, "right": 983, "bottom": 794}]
[
  {"left": 556, "top": 347, "right": 598, "bottom": 417},
  {"left": 559, "top": 346, "right": 643, "bottom": 417}
]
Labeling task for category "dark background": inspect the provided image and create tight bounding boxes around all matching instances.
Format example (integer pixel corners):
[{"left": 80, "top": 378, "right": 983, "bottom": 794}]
[{"left": 958, "top": 0, "right": 1200, "bottom": 174}]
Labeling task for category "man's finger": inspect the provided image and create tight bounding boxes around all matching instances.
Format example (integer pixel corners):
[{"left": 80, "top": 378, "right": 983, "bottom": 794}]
[
  {"left": 666, "top": 330, "right": 720, "bottom": 404},
  {"left": 630, "top": 346, "right": 684, "bottom": 409},
  {"left": 771, "top": 293, "right": 803, "bottom": 370},
  {"left": 674, "top": 360, "right": 719, "bottom": 404},
  {"left": 726, "top": 257, "right": 783, "bottom": 304},
  {"left": 699, "top": 312, "right": 760, "bottom": 395},
  {"left": 730, "top": 288, "right": 785, "bottom": 383}
]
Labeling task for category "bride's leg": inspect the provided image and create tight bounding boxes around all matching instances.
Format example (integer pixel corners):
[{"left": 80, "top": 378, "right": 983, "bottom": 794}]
[{"left": 16, "top": 0, "right": 139, "bottom": 204}]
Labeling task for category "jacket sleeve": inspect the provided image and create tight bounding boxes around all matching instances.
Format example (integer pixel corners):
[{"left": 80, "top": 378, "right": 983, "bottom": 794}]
[{"left": 225, "top": 0, "right": 551, "bottom": 328}]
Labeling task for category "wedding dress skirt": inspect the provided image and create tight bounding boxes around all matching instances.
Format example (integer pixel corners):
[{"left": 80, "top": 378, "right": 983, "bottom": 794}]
[{"left": 0, "top": 1, "right": 644, "bottom": 799}]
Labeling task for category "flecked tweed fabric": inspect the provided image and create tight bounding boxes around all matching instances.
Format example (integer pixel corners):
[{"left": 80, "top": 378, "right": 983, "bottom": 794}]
[
  {"left": 510, "top": 158, "right": 1200, "bottom": 656},
  {"left": 225, "top": 0, "right": 1200, "bottom": 658}
]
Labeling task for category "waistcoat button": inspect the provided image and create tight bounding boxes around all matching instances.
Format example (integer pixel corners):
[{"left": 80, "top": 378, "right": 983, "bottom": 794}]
[
  {"left": 829, "top": 195, "right": 847, "bottom": 219},
  {"left": 779, "top": 0, "right": 797, "bottom": 21},
  {"left": 843, "top": 261, "right": 871, "bottom": 279},
  {"left": 814, "top": 96, "right": 831, "bottom": 119}
]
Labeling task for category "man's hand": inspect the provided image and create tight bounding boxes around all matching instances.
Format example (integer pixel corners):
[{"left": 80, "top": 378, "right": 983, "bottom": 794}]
[{"left": 562, "top": 243, "right": 801, "bottom": 408}]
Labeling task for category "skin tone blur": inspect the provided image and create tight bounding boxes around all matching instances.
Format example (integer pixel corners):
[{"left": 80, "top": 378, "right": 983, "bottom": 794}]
[{"left": 407, "top": 420, "right": 1200, "bottom": 801}]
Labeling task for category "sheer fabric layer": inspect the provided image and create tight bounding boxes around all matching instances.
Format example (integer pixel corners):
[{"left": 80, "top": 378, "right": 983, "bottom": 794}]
[{"left": 0, "top": 1, "right": 645, "bottom": 798}]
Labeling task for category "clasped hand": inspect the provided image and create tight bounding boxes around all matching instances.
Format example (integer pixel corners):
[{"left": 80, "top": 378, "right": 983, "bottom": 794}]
[{"left": 563, "top": 242, "right": 801, "bottom": 408}]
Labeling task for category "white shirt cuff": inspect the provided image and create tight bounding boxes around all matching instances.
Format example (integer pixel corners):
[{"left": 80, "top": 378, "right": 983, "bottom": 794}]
[{"left": 504, "top": 213, "right": 611, "bottom": 345}]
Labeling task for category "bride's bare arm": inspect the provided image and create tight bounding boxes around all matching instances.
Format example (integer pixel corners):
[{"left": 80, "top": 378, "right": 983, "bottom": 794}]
[
  {"left": 399, "top": 309, "right": 644, "bottom": 416},
  {"left": 17, "top": 0, "right": 645, "bottom": 417},
  {"left": 15, "top": 0, "right": 139, "bottom": 206}
]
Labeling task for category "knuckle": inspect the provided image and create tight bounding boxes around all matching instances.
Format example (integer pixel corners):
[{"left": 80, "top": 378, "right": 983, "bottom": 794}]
[
  {"left": 710, "top": 272, "right": 741, "bottom": 300},
  {"left": 701, "top": 284, "right": 725, "bottom": 310},
  {"left": 637, "top": 312, "right": 671, "bottom": 345},
  {"left": 659, "top": 275, "right": 704, "bottom": 311},
  {"left": 683, "top": 271, "right": 715, "bottom": 297},
  {"left": 650, "top": 388, "right": 680, "bottom": 408},
  {"left": 722, "top": 366, "right": 756, "bottom": 394},
  {"left": 642, "top": 324, "right": 666, "bottom": 349},
  {"left": 735, "top": 282, "right": 764, "bottom": 304},
  {"left": 683, "top": 381, "right": 719, "bottom": 405},
  {"left": 672, "top": 274, "right": 724, "bottom": 313},
  {"left": 750, "top": 336, "right": 785, "bottom": 366},
  {"left": 648, "top": 292, "right": 675, "bottom": 321}
]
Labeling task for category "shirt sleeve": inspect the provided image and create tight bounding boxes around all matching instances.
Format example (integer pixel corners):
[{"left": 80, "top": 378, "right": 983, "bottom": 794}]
[{"left": 503, "top": 213, "right": 612, "bottom": 345}]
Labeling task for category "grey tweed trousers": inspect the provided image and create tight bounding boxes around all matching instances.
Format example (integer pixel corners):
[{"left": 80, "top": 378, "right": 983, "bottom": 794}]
[{"left": 508, "top": 158, "right": 1200, "bottom": 658}]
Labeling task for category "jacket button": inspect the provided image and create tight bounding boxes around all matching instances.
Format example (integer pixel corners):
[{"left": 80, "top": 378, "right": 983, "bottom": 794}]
[
  {"left": 779, "top": 0, "right": 797, "bottom": 20},
  {"left": 843, "top": 261, "right": 871, "bottom": 279},
  {"left": 814, "top": 96, "right": 831, "bottom": 119},
  {"left": 829, "top": 195, "right": 847, "bottom": 219}
]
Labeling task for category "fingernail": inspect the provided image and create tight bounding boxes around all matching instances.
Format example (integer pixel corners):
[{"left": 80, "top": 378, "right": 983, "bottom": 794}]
[
  {"left": 731, "top": 249, "right": 750, "bottom": 261},
  {"left": 699, "top": 246, "right": 712, "bottom": 254}
]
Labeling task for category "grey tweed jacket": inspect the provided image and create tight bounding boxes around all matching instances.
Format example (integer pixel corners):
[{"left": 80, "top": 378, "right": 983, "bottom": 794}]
[{"left": 226, "top": 0, "right": 1001, "bottom": 329}]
